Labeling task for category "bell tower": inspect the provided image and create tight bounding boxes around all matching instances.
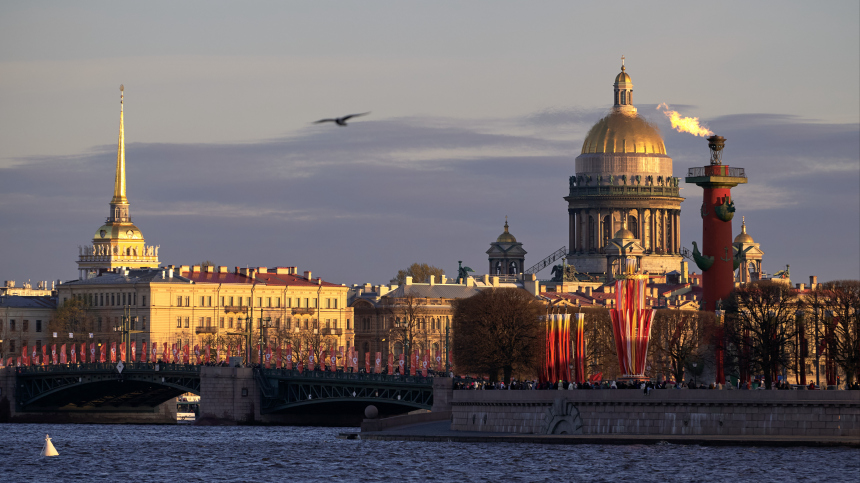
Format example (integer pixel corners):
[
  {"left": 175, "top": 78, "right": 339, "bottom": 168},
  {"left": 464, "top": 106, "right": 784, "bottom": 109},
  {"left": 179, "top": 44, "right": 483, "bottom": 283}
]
[{"left": 76, "top": 86, "right": 160, "bottom": 279}]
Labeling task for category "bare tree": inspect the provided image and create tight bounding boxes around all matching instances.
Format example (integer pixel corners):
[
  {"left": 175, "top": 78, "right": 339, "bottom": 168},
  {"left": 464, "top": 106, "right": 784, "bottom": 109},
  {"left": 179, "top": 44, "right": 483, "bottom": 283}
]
[
  {"left": 452, "top": 288, "right": 544, "bottom": 384},
  {"left": 724, "top": 281, "right": 800, "bottom": 389},
  {"left": 48, "top": 298, "right": 94, "bottom": 345},
  {"left": 382, "top": 290, "right": 427, "bottom": 369},
  {"left": 810, "top": 281, "right": 860, "bottom": 386},
  {"left": 648, "top": 310, "right": 716, "bottom": 384},
  {"left": 393, "top": 263, "right": 445, "bottom": 286}
]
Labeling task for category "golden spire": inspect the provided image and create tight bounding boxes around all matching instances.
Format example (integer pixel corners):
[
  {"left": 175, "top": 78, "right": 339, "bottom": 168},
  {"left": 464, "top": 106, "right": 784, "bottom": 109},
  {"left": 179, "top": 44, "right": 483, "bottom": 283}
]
[{"left": 111, "top": 85, "right": 127, "bottom": 204}]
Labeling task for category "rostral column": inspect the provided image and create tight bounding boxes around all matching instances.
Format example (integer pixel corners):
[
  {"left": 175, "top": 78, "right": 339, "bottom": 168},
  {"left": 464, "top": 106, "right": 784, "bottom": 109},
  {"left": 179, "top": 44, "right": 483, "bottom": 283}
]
[{"left": 685, "top": 136, "right": 747, "bottom": 312}]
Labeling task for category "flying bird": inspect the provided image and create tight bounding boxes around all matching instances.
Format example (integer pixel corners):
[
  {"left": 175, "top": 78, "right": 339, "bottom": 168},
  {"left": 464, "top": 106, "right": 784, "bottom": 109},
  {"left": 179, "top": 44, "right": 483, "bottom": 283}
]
[{"left": 313, "top": 112, "right": 370, "bottom": 126}]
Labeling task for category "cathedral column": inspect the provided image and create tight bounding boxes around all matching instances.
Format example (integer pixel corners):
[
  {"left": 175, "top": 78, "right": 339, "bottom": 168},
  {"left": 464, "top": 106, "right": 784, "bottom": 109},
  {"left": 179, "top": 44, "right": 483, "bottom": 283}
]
[
  {"left": 569, "top": 211, "right": 575, "bottom": 254},
  {"left": 676, "top": 210, "right": 681, "bottom": 253},
  {"left": 661, "top": 209, "right": 667, "bottom": 253},
  {"left": 578, "top": 210, "right": 584, "bottom": 252},
  {"left": 638, "top": 208, "right": 645, "bottom": 246},
  {"left": 596, "top": 210, "right": 602, "bottom": 250}
]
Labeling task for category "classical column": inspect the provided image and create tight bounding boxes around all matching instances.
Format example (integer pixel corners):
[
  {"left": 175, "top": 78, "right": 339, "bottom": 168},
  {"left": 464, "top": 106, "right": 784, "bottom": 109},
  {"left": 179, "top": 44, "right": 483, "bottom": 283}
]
[
  {"left": 596, "top": 210, "right": 602, "bottom": 250},
  {"left": 569, "top": 211, "right": 575, "bottom": 254},
  {"left": 661, "top": 209, "right": 667, "bottom": 253},
  {"left": 676, "top": 210, "right": 681, "bottom": 253},
  {"left": 638, "top": 208, "right": 645, "bottom": 246}
]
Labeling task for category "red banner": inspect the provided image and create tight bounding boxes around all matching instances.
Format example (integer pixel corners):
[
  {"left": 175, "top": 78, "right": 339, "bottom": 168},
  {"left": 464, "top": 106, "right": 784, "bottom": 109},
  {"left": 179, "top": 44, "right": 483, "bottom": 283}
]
[
  {"left": 100, "top": 343, "right": 107, "bottom": 363},
  {"left": 184, "top": 344, "right": 190, "bottom": 364},
  {"left": 338, "top": 346, "right": 344, "bottom": 371},
  {"left": 171, "top": 343, "right": 177, "bottom": 363},
  {"left": 422, "top": 350, "right": 429, "bottom": 377},
  {"left": 365, "top": 351, "right": 371, "bottom": 373},
  {"left": 119, "top": 343, "right": 126, "bottom": 363},
  {"left": 205, "top": 344, "right": 211, "bottom": 364},
  {"left": 276, "top": 345, "right": 281, "bottom": 368},
  {"left": 70, "top": 344, "right": 76, "bottom": 364},
  {"left": 194, "top": 344, "right": 201, "bottom": 365},
  {"left": 59, "top": 344, "right": 66, "bottom": 364},
  {"left": 42, "top": 345, "right": 48, "bottom": 364},
  {"left": 109, "top": 342, "right": 115, "bottom": 363},
  {"left": 609, "top": 277, "right": 655, "bottom": 377},
  {"left": 286, "top": 344, "right": 293, "bottom": 370},
  {"left": 89, "top": 342, "right": 96, "bottom": 363},
  {"left": 388, "top": 353, "right": 394, "bottom": 374},
  {"left": 22, "top": 344, "right": 28, "bottom": 366},
  {"left": 351, "top": 347, "right": 358, "bottom": 372},
  {"left": 573, "top": 313, "right": 586, "bottom": 383},
  {"left": 266, "top": 345, "right": 273, "bottom": 369},
  {"left": 330, "top": 351, "right": 337, "bottom": 371},
  {"left": 308, "top": 351, "right": 315, "bottom": 372},
  {"left": 131, "top": 341, "right": 137, "bottom": 362},
  {"left": 373, "top": 352, "right": 381, "bottom": 373},
  {"left": 320, "top": 350, "right": 327, "bottom": 371},
  {"left": 398, "top": 353, "right": 405, "bottom": 375},
  {"left": 142, "top": 341, "right": 147, "bottom": 363},
  {"left": 51, "top": 344, "right": 57, "bottom": 364}
]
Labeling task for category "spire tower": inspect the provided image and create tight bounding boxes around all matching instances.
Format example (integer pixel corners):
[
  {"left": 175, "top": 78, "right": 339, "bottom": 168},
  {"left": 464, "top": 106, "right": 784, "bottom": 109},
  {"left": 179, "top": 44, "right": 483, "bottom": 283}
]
[{"left": 76, "top": 85, "right": 159, "bottom": 279}]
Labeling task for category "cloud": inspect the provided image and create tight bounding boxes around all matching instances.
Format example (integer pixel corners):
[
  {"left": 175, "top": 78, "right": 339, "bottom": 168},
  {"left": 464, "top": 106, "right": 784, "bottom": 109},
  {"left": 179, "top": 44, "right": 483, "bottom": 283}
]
[{"left": 1, "top": 110, "right": 857, "bottom": 286}]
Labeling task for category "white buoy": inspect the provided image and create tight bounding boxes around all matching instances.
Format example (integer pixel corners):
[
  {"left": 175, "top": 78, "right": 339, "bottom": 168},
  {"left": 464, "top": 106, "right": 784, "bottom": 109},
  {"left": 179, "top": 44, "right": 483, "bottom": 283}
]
[{"left": 41, "top": 434, "right": 59, "bottom": 457}]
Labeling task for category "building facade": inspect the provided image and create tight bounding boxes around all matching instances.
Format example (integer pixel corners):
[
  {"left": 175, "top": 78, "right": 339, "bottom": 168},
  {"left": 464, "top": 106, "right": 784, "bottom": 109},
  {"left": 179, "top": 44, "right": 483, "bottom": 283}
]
[{"left": 566, "top": 60, "right": 684, "bottom": 276}]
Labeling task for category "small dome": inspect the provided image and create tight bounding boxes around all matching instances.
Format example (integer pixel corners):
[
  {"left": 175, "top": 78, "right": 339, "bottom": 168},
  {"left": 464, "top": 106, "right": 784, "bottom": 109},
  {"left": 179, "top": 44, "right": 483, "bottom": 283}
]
[
  {"left": 615, "top": 70, "right": 632, "bottom": 84},
  {"left": 94, "top": 223, "right": 143, "bottom": 240},
  {"left": 734, "top": 217, "right": 754, "bottom": 244},
  {"left": 614, "top": 227, "right": 635, "bottom": 239},
  {"left": 581, "top": 111, "right": 666, "bottom": 155},
  {"left": 496, "top": 220, "right": 517, "bottom": 243}
]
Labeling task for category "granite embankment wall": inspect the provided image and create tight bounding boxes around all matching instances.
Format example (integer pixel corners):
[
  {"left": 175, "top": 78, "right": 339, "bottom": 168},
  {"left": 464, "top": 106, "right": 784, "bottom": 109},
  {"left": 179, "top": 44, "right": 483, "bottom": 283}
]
[{"left": 450, "top": 389, "right": 860, "bottom": 437}]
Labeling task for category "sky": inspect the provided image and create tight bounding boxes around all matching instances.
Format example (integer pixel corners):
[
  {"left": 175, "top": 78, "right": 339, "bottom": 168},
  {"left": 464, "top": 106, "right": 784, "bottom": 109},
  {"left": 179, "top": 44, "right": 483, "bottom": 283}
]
[{"left": 1, "top": 1, "right": 858, "bottom": 287}]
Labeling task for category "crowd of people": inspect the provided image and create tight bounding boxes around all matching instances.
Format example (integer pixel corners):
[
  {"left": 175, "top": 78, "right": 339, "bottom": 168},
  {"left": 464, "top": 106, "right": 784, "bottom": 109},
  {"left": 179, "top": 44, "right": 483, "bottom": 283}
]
[{"left": 454, "top": 378, "right": 860, "bottom": 391}]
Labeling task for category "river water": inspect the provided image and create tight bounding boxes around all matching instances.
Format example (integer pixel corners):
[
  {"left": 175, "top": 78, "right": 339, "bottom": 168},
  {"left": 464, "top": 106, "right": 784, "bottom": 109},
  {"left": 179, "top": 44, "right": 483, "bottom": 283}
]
[{"left": 1, "top": 424, "right": 857, "bottom": 482}]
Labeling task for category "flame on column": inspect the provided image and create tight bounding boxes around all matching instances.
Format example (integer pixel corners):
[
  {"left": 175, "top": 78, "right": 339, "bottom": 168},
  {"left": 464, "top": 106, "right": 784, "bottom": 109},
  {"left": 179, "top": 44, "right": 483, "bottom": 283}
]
[{"left": 656, "top": 103, "right": 713, "bottom": 137}]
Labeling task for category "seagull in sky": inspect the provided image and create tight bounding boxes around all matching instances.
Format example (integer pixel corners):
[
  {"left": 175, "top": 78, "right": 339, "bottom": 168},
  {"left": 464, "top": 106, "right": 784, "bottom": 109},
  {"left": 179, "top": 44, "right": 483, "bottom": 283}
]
[{"left": 313, "top": 112, "right": 370, "bottom": 126}]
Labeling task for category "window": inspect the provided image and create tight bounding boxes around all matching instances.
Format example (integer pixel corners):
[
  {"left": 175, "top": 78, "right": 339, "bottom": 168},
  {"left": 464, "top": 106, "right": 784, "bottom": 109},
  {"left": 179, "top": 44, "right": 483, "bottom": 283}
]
[
  {"left": 184, "top": 317, "right": 190, "bottom": 328},
  {"left": 275, "top": 318, "right": 280, "bottom": 328},
  {"left": 142, "top": 317, "right": 147, "bottom": 330},
  {"left": 122, "top": 293, "right": 126, "bottom": 305},
  {"left": 228, "top": 317, "right": 234, "bottom": 329},
  {"left": 267, "top": 297, "right": 272, "bottom": 307},
  {"left": 246, "top": 297, "right": 251, "bottom": 306},
  {"left": 334, "top": 299, "right": 338, "bottom": 309},
  {"left": 333, "top": 318, "right": 338, "bottom": 329},
  {"left": 256, "top": 297, "right": 262, "bottom": 307},
  {"left": 198, "top": 317, "right": 204, "bottom": 327},
  {"left": 237, "top": 296, "right": 243, "bottom": 306},
  {"left": 201, "top": 296, "right": 205, "bottom": 307},
  {"left": 218, "top": 317, "right": 224, "bottom": 328},
  {"left": 312, "top": 299, "right": 317, "bottom": 308},
  {"left": 220, "top": 296, "right": 224, "bottom": 306},
  {"left": 207, "top": 296, "right": 212, "bottom": 307},
  {"left": 9, "top": 320, "right": 15, "bottom": 331},
  {"left": 36, "top": 320, "right": 42, "bottom": 332},
  {"left": 142, "top": 295, "right": 147, "bottom": 307},
  {"left": 286, "top": 298, "right": 291, "bottom": 308},
  {"left": 133, "top": 293, "right": 137, "bottom": 305},
  {"left": 111, "top": 294, "right": 115, "bottom": 305},
  {"left": 206, "top": 317, "right": 212, "bottom": 327},
  {"left": 326, "top": 299, "right": 331, "bottom": 309},
  {"left": 325, "top": 318, "right": 331, "bottom": 328},
  {"left": 9, "top": 340, "right": 15, "bottom": 352},
  {"left": 347, "top": 319, "right": 351, "bottom": 330},
  {"left": 177, "top": 296, "right": 182, "bottom": 307},
  {"left": 100, "top": 294, "right": 104, "bottom": 306},
  {"left": 304, "top": 298, "right": 310, "bottom": 308},
  {"left": 276, "top": 297, "right": 281, "bottom": 308},
  {"left": 177, "top": 317, "right": 182, "bottom": 328},
  {"left": 184, "top": 296, "right": 190, "bottom": 307},
  {"left": 23, "top": 320, "right": 30, "bottom": 332}
]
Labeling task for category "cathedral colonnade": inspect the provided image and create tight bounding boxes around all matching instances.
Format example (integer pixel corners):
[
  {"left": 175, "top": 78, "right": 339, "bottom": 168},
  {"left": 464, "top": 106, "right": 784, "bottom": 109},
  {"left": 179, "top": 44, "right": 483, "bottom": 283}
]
[{"left": 568, "top": 208, "right": 680, "bottom": 254}]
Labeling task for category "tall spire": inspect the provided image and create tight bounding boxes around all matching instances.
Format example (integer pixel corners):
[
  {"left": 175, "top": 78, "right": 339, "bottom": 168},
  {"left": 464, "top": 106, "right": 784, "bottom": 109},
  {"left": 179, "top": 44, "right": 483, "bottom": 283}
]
[{"left": 111, "top": 85, "right": 127, "bottom": 204}]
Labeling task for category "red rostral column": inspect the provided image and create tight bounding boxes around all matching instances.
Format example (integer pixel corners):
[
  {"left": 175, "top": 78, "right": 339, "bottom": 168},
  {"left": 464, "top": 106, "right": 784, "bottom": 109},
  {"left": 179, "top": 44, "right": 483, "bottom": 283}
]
[
  {"left": 685, "top": 136, "right": 747, "bottom": 311},
  {"left": 686, "top": 136, "right": 747, "bottom": 383}
]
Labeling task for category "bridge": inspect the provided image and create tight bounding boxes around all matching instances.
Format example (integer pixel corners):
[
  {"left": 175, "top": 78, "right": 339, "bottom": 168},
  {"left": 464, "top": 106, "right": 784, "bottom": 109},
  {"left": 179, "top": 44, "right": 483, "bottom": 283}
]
[
  {"left": 14, "top": 363, "right": 201, "bottom": 412},
  {"left": 6, "top": 363, "right": 433, "bottom": 422},
  {"left": 255, "top": 368, "right": 433, "bottom": 414}
]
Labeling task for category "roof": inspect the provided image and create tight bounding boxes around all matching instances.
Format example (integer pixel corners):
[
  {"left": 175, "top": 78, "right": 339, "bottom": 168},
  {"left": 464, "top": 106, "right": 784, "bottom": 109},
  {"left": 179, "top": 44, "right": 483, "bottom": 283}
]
[
  {"left": 64, "top": 269, "right": 192, "bottom": 286},
  {"left": 581, "top": 111, "right": 666, "bottom": 155},
  {"left": 0, "top": 295, "right": 57, "bottom": 309},
  {"left": 383, "top": 284, "right": 482, "bottom": 300}
]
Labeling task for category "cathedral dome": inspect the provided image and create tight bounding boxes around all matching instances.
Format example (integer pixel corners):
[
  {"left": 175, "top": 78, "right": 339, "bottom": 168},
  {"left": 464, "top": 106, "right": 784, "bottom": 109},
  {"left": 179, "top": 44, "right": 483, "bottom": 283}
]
[
  {"left": 734, "top": 217, "right": 754, "bottom": 244},
  {"left": 581, "top": 111, "right": 666, "bottom": 155},
  {"left": 496, "top": 220, "right": 517, "bottom": 243},
  {"left": 615, "top": 71, "right": 632, "bottom": 84}
]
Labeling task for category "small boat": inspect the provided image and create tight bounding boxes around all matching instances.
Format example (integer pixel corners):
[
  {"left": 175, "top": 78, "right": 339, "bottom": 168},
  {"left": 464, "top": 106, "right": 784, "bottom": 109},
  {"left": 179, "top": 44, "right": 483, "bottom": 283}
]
[{"left": 41, "top": 434, "right": 59, "bottom": 457}]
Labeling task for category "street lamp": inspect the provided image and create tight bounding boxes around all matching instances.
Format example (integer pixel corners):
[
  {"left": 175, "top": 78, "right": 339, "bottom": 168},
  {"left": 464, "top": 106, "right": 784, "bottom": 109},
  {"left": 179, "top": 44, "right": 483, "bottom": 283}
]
[
  {"left": 445, "top": 318, "right": 450, "bottom": 375},
  {"left": 113, "top": 305, "right": 144, "bottom": 364}
]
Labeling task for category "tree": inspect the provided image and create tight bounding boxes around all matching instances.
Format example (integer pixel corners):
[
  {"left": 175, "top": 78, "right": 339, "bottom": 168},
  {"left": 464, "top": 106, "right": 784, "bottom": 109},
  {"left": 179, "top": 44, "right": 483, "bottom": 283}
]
[
  {"left": 648, "top": 310, "right": 716, "bottom": 384},
  {"left": 452, "top": 288, "right": 544, "bottom": 384},
  {"left": 724, "top": 281, "right": 800, "bottom": 389},
  {"left": 49, "top": 298, "right": 95, "bottom": 345},
  {"left": 382, "top": 290, "right": 427, "bottom": 369},
  {"left": 295, "top": 328, "right": 337, "bottom": 367},
  {"left": 393, "top": 263, "right": 445, "bottom": 286},
  {"left": 809, "top": 280, "right": 860, "bottom": 386}
]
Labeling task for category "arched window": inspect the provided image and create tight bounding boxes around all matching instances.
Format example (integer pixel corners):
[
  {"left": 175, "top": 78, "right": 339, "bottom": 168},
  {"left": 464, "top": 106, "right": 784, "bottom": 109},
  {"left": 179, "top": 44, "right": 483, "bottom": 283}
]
[
  {"left": 628, "top": 215, "right": 639, "bottom": 238},
  {"left": 494, "top": 261, "right": 502, "bottom": 275},
  {"left": 603, "top": 215, "right": 612, "bottom": 243},
  {"left": 620, "top": 91, "right": 627, "bottom": 104},
  {"left": 394, "top": 342, "right": 403, "bottom": 356},
  {"left": 509, "top": 261, "right": 518, "bottom": 275}
]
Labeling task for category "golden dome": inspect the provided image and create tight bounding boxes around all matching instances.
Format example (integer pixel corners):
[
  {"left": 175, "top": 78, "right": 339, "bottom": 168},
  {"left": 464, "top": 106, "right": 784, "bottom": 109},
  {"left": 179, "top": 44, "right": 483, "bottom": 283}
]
[
  {"left": 94, "top": 223, "right": 143, "bottom": 240},
  {"left": 496, "top": 220, "right": 517, "bottom": 243},
  {"left": 581, "top": 111, "right": 666, "bottom": 155},
  {"left": 614, "top": 227, "right": 635, "bottom": 239},
  {"left": 615, "top": 70, "right": 631, "bottom": 84},
  {"left": 734, "top": 217, "right": 754, "bottom": 244}
]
